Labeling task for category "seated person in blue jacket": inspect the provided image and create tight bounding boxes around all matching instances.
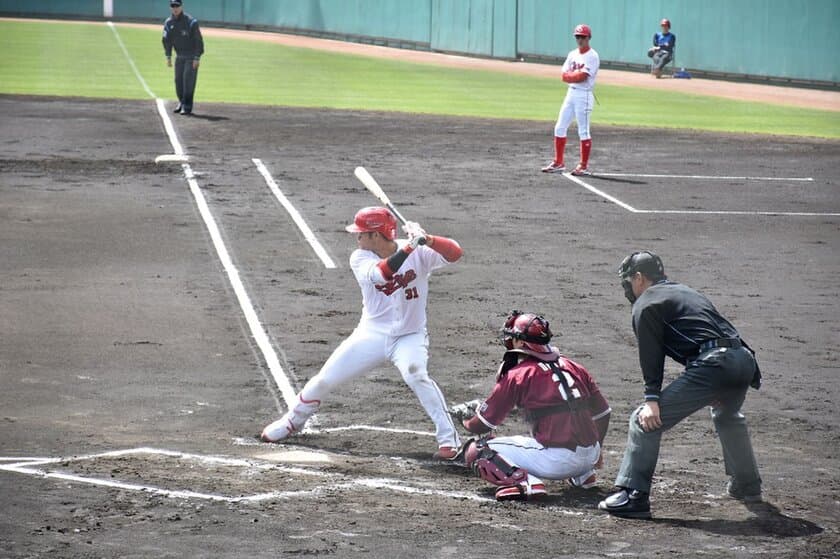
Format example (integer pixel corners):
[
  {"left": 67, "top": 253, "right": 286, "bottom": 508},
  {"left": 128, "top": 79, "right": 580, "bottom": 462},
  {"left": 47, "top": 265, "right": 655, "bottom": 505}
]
[{"left": 647, "top": 18, "right": 675, "bottom": 78}]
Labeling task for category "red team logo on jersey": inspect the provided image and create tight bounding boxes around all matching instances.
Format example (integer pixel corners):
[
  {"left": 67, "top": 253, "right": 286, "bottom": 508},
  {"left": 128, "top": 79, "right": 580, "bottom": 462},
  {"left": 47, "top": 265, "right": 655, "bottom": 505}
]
[{"left": 375, "top": 269, "right": 417, "bottom": 296}]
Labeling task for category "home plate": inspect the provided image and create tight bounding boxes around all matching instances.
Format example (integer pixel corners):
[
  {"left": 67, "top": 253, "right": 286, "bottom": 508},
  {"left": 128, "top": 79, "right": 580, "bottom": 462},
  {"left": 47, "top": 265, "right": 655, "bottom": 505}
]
[
  {"left": 256, "top": 450, "right": 333, "bottom": 464},
  {"left": 155, "top": 154, "right": 189, "bottom": 164}
]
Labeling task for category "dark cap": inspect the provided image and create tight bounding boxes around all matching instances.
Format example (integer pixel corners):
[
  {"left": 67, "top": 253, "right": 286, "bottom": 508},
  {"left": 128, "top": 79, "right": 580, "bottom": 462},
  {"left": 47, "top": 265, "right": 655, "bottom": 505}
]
[
  {"left": 618, "top": 251, "right": 666, "bottom": 280},
  {"left": 170, "top": 1, "right": 182, "bottom": 7}
]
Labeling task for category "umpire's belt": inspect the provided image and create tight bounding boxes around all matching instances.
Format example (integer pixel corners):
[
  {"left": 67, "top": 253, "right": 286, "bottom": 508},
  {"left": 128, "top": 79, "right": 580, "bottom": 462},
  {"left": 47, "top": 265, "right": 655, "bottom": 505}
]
[{"left": 699, "top": 337, "right": 742, "bottom": 352}]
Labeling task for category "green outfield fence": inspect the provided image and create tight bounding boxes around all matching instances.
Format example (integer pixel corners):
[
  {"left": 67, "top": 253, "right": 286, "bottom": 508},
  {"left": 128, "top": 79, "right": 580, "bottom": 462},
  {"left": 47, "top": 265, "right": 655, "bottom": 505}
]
[{"left": 2, "top": 0, "right": 837, "bottom": 86}]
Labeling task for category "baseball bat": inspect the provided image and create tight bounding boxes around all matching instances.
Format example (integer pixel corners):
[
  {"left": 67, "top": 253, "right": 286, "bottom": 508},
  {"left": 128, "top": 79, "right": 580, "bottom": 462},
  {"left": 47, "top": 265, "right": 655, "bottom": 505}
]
[{"left": 353, "top": 166, "right": 425, "bottom": 244}]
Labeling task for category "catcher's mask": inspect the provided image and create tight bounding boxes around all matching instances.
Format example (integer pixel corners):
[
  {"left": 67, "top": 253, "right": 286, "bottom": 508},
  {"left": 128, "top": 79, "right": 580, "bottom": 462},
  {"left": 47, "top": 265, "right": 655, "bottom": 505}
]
[
  {"left": 618, "top": 250, "right": 666, "bottom": 304},
  {"left": 501, "top": 311, "right": 553, "bottom": 355}
]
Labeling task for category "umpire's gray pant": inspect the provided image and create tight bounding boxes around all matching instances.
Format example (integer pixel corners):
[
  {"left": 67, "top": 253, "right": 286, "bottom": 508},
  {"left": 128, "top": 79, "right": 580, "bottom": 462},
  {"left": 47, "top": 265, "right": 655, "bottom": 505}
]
[
  {"left": 614, "top": 346, "right": 762, "bottom": 494},
  {"left": 174, "top": 56, "right": 199, "bottom": 111}
]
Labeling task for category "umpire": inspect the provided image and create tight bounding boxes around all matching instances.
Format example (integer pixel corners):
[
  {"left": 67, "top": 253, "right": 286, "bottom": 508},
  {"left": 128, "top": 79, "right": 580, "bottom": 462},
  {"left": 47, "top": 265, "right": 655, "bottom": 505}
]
[
  {"left": 598, "top": 251, "right": 763, "bottom": 519},
  {"left": 162, "top": 0, "right": 204, "bottom": 115}
]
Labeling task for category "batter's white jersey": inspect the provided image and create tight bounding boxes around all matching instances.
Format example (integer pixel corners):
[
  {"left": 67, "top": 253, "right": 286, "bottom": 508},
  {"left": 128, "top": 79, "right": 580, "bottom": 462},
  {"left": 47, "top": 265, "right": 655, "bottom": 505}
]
[
  {"left": 562, "top": 47, "right": 600, "bottom": 91},
  {"left": 350, "top": 239, "right": 450, "bottom": 337}
]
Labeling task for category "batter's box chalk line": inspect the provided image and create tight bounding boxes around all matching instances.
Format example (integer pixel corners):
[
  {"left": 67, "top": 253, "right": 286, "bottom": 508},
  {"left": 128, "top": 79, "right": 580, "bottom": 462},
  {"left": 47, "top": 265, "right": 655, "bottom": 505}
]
[{"left": 0, "top": 447, "right": 501, "bottom": 505}]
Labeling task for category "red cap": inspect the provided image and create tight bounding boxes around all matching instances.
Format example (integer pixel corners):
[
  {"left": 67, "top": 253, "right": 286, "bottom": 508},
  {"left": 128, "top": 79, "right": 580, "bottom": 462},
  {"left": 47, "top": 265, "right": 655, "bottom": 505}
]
[
  {"left": 574, "top": 24, "right": 592, "bottom": 38},
  {"left": 345, "top": 206, "right": 397, "bottom": 240}
]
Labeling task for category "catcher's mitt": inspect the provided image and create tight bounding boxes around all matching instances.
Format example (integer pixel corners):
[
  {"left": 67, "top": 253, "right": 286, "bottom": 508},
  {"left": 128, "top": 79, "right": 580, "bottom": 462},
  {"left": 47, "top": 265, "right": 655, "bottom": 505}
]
[{"left": 448, "top": 399, "right": 481, "bottom": 422}]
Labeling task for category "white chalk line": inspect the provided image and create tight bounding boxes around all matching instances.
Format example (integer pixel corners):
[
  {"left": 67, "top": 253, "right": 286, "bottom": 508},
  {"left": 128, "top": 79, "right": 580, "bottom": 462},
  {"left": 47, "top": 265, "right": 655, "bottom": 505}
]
[
  {"left": 252, "top": 158, "right": 337, "bottom": 269},
  {"left": 108, "top": 22, "right": 300, "bottom": 409},
  {"left": 0, "top": 447, "right": 496, "bottom": 504},
  {"left": 562, "top": 172, "right": 640, "bottom": 212},
  {"left": 106, "top": 21, "right": 156, "bottom": 99},
  {"left": 595, "top": 172, "right": 815, "bottom": 182},
  {"left": 317, "top": 425, "right": 435, "bottom": 437},
  {"left": 563, "top": 173, "right": 840, "bottom": 217}
]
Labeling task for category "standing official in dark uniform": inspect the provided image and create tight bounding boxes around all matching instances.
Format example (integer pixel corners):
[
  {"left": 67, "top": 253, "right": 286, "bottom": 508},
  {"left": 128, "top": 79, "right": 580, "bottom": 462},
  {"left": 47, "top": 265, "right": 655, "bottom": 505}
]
[
  {"left": 162, "top": 0, "right": 204, "bottom": 115},
  {"left": 599, "top": 251, "right": 763, "bottom": 519}
]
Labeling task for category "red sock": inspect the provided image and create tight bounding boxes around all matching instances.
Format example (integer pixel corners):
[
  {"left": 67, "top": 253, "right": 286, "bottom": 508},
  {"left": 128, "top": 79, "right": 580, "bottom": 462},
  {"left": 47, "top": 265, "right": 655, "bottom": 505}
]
[
  {"left": 554, "top": 136, "right": 566, "bottom": 165},
  {"left": 580, "top": 139, "right": 592, "bottom": 167}
]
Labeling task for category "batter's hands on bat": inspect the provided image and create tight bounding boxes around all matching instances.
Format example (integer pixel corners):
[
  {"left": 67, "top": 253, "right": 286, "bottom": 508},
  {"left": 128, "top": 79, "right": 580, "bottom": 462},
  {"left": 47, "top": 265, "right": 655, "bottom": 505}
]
[
  {"left": 638, "top": 401, "right": 662, "bottom": 432},
  {"left": 403, "top": 221, "right": 427, "bottom": 249}
]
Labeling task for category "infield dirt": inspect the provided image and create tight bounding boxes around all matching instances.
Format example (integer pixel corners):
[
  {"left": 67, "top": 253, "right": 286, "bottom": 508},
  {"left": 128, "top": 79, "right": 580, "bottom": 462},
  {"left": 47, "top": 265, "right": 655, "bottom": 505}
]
[{"left": 1, "top": 95, "right": 838, "bottom": 558}]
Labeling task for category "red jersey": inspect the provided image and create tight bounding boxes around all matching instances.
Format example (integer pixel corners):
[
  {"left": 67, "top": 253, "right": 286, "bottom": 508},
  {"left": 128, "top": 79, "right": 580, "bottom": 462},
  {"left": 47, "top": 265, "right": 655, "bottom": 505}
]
[{"left": 475, "top": 353, "right": 610, "bottom": 450}]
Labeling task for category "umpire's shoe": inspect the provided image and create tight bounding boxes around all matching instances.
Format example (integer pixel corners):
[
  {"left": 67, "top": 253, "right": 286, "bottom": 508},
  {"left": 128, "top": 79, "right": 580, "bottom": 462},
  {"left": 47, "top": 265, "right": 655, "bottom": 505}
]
[
  {"left": 726, "top": 480, "right": 762, "bottom": 502},
  {"left": 598, "top": 488, "right": 651, "bottom": 520},
  {"left": 173, "top": 103, "right": 182, "bottom": 113}
]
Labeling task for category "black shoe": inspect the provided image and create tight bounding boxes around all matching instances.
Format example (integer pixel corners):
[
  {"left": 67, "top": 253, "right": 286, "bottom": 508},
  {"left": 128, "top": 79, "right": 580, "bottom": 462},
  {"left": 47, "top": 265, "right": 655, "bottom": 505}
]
[
  {"left": 726, "top": 480, "right": 762, "bottom": 502},
  {"left": 180, "top": 109, "right": 192, "bottom": 116},
  {"left": 598, "top": 488, "right": 651, "bottom": 519},
  {"left": 173, "top": 104, "right": 182, "bottom": 113}
]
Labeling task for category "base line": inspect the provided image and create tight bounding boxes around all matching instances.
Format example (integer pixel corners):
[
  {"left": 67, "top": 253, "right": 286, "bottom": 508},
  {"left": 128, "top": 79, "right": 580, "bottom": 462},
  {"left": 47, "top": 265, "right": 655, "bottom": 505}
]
[
  {"left": 595, "top": 172, "right": 814, "bottom": 182},
  {"left": 563, "top": 174, "right": 840, "bottom": 217},
  {"left": 108, "top": 22, "right": 300, "bottom": 409},
  {"left": 252, "top": 158, "right": 337, "bottom": 269}
]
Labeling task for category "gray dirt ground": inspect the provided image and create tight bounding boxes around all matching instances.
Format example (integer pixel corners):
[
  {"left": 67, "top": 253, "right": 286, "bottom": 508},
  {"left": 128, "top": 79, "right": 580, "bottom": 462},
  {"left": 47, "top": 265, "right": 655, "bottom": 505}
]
[{"left": 1, "top": 95, "right": 838, "bottom": 558}]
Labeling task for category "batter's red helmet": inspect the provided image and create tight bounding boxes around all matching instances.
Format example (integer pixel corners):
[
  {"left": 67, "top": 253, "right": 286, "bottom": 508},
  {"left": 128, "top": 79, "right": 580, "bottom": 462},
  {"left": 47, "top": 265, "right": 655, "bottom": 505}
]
[
  {"left": 660, "top": 18, "right": 671, "bottom": 28},
  {"left": 345, "top": 206, "right": 397, "bottom": 240},
  {"left": 501, "top": 311, "right": 554, "bottom": 356},
  {"left": 573, "top": 24, "right": 592, "bottom": 38}
]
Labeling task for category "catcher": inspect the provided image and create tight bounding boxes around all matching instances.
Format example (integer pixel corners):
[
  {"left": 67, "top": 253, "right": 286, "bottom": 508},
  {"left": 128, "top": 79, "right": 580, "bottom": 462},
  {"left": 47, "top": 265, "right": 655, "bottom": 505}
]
[{"left": 449, "top": 311, "right": 611, "bottom": 501}]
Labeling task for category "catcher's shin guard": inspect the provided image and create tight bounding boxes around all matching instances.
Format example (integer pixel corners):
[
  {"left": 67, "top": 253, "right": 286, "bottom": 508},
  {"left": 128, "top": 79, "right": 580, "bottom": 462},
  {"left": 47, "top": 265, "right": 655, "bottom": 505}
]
[{"left": 465, "top": 438, "right": 528, "bottom": 487}]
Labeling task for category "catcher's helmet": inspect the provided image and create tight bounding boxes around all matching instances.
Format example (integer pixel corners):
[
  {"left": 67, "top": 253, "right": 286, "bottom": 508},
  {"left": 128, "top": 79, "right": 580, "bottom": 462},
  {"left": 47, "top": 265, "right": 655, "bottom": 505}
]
[
  {"left": 574, "top": 24, "right": 592, "bottom": 38},
  {"left": 660, "top": 18, "right": 671, "bottom": 28},
  {"left": 501, "top": 311, "right": 554, "bottom": 356},
  {"left": 345, "top": 206, "right": 397, "bottom": 240}
]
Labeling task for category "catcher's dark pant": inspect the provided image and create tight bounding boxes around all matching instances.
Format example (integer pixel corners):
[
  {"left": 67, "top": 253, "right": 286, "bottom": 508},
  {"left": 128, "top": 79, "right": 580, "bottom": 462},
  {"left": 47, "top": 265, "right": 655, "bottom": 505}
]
[
  {"left": 174, "top": 56, "right": 199, "bottom": 112},
  {"left": 615, "top": 346, "right": 762, "bottom": 494}
]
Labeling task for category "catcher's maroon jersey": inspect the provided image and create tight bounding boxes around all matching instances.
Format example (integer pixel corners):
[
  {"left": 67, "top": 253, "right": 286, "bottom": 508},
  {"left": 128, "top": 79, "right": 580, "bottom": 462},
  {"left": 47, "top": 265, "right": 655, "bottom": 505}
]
[{"left": 476, "top": 354, "right": 610, "bottom": 450}]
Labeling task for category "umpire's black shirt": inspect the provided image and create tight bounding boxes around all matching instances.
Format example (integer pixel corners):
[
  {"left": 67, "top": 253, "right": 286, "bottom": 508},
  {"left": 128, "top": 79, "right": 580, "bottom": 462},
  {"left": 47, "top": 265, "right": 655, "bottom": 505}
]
[
  {"left": 162, "top": 12, "right": 204, "bottom": 59},
  {"left": 631, "top": 280, "right": 739, "bottom": 401}
]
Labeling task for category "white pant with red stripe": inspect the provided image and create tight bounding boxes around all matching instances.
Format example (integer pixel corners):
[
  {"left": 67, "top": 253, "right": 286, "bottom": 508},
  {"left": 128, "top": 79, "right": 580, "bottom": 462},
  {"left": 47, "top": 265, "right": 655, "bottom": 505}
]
[
  {"left": 554, "top": 87, "right": 594, "bottom": 140},
  {"left": 489, "top": 435, "right": 600, "bottom": 487},
  {"left": 269, "top": 328, "right": 460, "bottom": 449}
]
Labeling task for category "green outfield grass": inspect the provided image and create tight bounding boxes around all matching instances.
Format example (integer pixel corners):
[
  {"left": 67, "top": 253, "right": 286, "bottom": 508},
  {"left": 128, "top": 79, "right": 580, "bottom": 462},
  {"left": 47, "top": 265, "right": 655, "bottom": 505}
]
[{"left": 1, "top": 20, "right": 838, "bottom": 138}]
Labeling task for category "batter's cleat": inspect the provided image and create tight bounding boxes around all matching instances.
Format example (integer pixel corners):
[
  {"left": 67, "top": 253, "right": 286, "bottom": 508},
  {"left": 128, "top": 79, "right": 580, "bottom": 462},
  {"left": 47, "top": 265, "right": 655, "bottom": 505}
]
[
  {"left": 570, "top": 163, "right": 591, "bottom": 176},
  {"left": 567, "top": 472, "right": 598, "bottom": 489},
  {"left": 495, "top": 481, "right": 547, "bottom": 502},
  {"left": 432, "top": 446, "right": 459, "bottom": 461},
  {"left": 541, "top": 161, "right": 566, "bottom": 173},
  {"left": 260, "top": 418, "right": 298, "bottom": 443},
  {"left": 598, "top": 488, "right": 651, "bottom": 519},
  {"left": 726, "top": 480, "right": 762, "bottom": 502}
]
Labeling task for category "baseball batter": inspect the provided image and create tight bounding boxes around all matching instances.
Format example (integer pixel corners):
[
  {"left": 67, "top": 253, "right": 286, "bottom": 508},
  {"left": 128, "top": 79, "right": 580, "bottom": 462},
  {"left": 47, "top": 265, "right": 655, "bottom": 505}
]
[
  {"left": 453, "top": 311, "right": 611, "bottom": 501},
  {"left": 261, "top": 207, "right": 463, "bottom": 459},
  {"left": 542, "top": 24, "right": 600, "bottom": 176}
]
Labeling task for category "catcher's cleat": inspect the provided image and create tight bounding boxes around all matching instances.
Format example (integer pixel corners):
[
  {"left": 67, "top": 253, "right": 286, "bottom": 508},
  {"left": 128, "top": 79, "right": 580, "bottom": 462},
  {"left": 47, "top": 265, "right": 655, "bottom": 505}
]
[
  {"left": 541, "top": 161, "right": 566, "bottom": 174},
  {"left": 495, "top": 481, "right": 547, "bottom": 502},
  {"left": 725, "top": 480, "right": 762, "bottom": 502},
  {"left": 567, "top": 472, "right": 598, "bottom": 489},
  {"left": 570, "top": 163, "right": 591, "bottom": 176},
  {"left": 598, "top": 488, "right": 651, "bottom": 519}
]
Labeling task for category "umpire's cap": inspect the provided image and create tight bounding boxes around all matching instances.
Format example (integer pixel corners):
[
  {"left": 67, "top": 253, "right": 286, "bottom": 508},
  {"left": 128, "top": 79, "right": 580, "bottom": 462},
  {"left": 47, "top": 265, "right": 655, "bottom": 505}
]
[
  {"left": 618, "top": 251, "right": 666, "bottom": 281},
  {"left": 170, "top": 0, "right": 183, "bottom": 7}
]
